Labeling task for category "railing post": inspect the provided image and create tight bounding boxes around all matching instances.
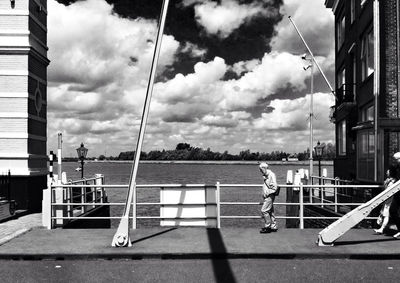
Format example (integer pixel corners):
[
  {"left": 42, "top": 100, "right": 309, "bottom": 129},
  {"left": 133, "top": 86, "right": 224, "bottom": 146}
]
[
  {"left": 334, "top": 180, "right": 338, "bottom": 213},
  {"left": 132, "top": 182, "right": 137, "bottom": 229},
  {"left": 216, "top": 182, "right": 221, "bottom": 228},
  {"left": 321, "top": 178, "right": 325, "bottom": 208},
  {"left": 54, "top": 175, "right": 66, "bottom": 227},
  {"left": 299, "top": 182, "right": 304, "bottom": 229},
  {"left": 81, "top": 181, "right": 85, "bottom": 214}
]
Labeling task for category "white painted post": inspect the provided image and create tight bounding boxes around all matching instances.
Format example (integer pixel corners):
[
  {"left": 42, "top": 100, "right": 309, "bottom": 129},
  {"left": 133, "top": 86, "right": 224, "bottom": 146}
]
[
  {"left": 57, "top": 133, "right": 62, "bottom": 180},
  {"left": 216, "top": 182, "right": 221, "bottom": 228},
  {"left": 334, "top": 182, "right": 337, "bottom": 212},
  {"left": 54, "top": 176, "right": 66, "bottom": 227},
  {"left": 299, "top": 182, "right": 304, "bottom": 229},
  {"left": 321, "top": 178, "right": 325, "bottom": 208},
  {"left": 132, "top": 182, "right": 137, "bottom": 230},
  {"left": 95, "top": 174, "right": 103, "bottom": 204},
  {"left": 42, "top": 175, "right": 53, "bottom": 229},
  {"left": 81, "top": 182, "right": 85, "bottom": 214}
]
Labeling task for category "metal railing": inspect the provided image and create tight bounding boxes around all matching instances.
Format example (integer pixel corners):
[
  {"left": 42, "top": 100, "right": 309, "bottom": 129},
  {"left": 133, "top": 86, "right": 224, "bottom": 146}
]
[{"left": 46, "top": 181, "right": 383, "bottom": 230}]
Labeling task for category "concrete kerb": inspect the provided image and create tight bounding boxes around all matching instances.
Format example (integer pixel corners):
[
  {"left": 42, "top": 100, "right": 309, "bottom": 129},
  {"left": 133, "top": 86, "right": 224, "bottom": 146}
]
[{"left": 0, "top": 228, "right": 400, "bottom": 260}]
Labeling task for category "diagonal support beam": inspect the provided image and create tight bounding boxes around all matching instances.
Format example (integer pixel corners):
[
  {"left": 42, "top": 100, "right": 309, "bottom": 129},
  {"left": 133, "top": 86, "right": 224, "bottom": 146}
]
[
  {"left": 111, "top": 0, "right": 170, "bottom": 247},
  {"left": 317, "top": 180, "right": 400, "bottom": 246}
]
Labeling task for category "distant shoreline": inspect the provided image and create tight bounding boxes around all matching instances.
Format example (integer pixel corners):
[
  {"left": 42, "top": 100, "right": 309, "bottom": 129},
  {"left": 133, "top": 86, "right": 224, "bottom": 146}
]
[{"left": 82, "top": 160, "right": 334, "bottom": 166}]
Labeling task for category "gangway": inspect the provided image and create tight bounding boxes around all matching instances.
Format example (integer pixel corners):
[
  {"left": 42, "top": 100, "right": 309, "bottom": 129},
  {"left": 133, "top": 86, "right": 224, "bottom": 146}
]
[{"left": 317, "top": 179, "right": 400, "bottom": 246}]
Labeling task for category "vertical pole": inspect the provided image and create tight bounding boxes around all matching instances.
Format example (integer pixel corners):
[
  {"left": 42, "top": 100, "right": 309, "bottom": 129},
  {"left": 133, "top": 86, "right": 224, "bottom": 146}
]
[
  {"left": 373, "top": 0, "right": 380, "bottom": 182},
  {"left": 112, "top": 0, "right": 170, "bottom": 247},
  {"left": 216, "top": 182, "right": 221, "bottom": 228},
  {"left": 309, "top": 62, "right": 314, "bottom": 180},
  {"left": 132, "top": 182, "right": 137, "bottom": 230},
  {"left": 49, "top": 151, "right": 54, "bottom": 178},
  {"left": 299, "top": 182, "right": 304, "bottom": 229},
  {"left": 81, "top": 159, "right": 84, "bottom": 179},
  {"left": 57, "top": 133, "right": 62, "bottom": 183},
  {"left": 334, "top": 181, "right": 338, "bottom": 213}
]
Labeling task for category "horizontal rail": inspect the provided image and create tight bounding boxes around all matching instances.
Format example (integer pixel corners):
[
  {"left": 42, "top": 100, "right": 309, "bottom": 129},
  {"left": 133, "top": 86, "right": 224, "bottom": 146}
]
[{"left": 52, "top": 184, "right": 383, "bottom": 189}]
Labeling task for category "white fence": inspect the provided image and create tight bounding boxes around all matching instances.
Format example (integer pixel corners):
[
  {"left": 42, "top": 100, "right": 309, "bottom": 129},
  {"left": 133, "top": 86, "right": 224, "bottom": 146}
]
[{"left": 43, "top": 178, "right": 383, "bottom": 230}]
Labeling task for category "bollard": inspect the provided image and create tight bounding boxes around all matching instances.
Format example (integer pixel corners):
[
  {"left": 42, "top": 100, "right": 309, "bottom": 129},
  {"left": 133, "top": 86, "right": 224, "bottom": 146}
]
[
  {"left": 286, "top": 170, "right": 293, "bottom": 184},
  {"left": 95, "top": 174, "right": 103, "bottom": 207}
]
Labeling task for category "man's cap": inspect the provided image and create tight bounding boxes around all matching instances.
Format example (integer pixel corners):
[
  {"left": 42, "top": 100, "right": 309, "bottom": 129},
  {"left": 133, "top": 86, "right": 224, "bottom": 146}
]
[
  {"left": 394, "top": 152, "right": 400, "bottom": 159},
  {"left": 259, "top": 162, "right": 268, "bottom": 169}
]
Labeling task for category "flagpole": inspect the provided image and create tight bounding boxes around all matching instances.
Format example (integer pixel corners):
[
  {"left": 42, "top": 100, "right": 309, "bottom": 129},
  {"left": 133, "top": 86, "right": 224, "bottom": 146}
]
[
  {"left": 112, "top": 0, "right": 170, "bottom": 247},
  {"left": 288, "top": 16, "right": 336, "bottom": 99}
]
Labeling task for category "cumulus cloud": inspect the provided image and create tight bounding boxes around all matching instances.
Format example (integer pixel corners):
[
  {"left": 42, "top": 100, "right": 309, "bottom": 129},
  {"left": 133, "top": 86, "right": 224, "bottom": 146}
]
[
  {"left": 271, "top": 0, "right": 334, "bottom": 57},
  {"left": 186, "top": 0, "right": 279, "bottom": 38},
  {"left": 46, "top": 0, "right": 335, "bottom": 156},
  {"left": 47, "top": 0, "right": 180, "bottom": 154}
]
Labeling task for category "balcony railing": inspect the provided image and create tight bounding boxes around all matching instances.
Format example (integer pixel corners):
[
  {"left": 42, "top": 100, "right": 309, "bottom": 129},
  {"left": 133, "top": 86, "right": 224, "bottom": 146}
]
[{"left": 336, "top": 84, "right": 356, "bottom": 105}]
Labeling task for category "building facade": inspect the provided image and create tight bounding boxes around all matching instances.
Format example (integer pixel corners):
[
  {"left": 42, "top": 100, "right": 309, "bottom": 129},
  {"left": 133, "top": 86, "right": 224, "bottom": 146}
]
[
  {"left": 326, "top": 0, "right": 400, "bottom": 184},
  {"left": 0, "top": 0, "right": 49, "bottom": 211}
]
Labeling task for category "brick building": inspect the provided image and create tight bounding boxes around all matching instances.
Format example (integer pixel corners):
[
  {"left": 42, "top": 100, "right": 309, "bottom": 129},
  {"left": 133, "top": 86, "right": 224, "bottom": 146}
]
[
  {"left": 325, "top": 0, "right": 400, "bottom": 184},
  {"left": 0, "top": 0, "right": 49, "bottom": 211}
]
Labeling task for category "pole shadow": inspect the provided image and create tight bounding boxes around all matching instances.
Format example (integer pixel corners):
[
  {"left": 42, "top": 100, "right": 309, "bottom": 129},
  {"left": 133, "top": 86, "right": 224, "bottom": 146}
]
[
  {"left": 131, "top": 228, "right": 177, "bottom": 244},
  {"left": 206, "top": 228, "right": 237, "bottom": 283},
  {"left": 335, "top": 237, "right": 398, "bottom": 246}
]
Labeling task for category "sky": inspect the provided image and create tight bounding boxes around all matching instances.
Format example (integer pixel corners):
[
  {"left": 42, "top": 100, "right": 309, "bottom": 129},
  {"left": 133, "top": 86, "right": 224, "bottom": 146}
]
[{"left": 47, "top": 0, "right": 335, "bottom": 157}]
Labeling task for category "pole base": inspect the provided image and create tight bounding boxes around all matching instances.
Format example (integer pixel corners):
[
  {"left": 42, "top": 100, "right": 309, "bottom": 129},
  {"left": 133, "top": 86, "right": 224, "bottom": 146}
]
[
  {"left": 316, "top": 234, "right": 334, "bottom": 247},
  {"left": 111, "top": 216, "right": 132, "bottom": 247}
]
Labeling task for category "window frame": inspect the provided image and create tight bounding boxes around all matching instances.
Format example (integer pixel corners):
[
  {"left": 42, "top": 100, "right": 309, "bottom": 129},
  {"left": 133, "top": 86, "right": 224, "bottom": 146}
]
[
  {"left": 338, "top": 119, "right": 347, "bottom": 156},
  {"left": 336, "top": 14, "right": 346, "bottom": 50},
  {"left": 361, "top": 28, "right": 374, "bottom": 81}
]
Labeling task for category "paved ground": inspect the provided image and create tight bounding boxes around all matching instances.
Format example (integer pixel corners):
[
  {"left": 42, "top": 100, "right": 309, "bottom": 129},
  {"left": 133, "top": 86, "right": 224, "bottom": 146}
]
[
  {"left": 0, "top": 214, "right": 400, "bottom": 259},
  {"left": 2, "top": 259, "right": 400, "bottom": 283},
  {"left": 0, "top": 213, "right": 42, "bottom": 246}
]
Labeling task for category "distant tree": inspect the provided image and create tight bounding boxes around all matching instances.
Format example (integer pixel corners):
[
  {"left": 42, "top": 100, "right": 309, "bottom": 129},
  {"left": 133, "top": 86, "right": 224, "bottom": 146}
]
[
  {"left": 176, "top": 143, "right": 192, "bottom": 151},
  {"left": 98, "top": 155, "right": 106, "bottom": 160}
]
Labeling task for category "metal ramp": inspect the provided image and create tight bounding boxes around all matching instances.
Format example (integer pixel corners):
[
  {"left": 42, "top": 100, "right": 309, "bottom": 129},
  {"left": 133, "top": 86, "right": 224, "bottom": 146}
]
[{"left": 317, "top": 179, "right": 400, "bottom": 246}]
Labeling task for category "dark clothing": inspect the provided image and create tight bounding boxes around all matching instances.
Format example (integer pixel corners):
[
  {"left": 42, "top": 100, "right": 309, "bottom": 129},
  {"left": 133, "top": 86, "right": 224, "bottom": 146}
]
[{"left": 388, "top": 164, "right": 400, "bottom": 231}]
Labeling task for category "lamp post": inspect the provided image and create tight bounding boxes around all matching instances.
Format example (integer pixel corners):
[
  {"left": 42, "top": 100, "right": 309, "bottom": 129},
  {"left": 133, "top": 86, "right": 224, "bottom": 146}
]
[
  {"left": 314, "top": 141, "right": 325, "bottom": 182},
  {"left": 76, "top": 143, "right": 88, "bottom": 179}
]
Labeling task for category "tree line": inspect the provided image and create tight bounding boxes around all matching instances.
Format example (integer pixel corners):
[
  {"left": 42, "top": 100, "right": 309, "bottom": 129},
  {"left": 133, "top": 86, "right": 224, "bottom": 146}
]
[{"left": 100, "top": 142, "right": 336, "bottom": 161}]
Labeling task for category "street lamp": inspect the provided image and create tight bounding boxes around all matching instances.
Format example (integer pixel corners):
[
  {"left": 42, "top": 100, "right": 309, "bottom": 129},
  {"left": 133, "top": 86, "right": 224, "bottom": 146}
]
[
  {"left": 314, "top": 141, "right": 325, "bottom": 180},
  {"left": 76, "top": 143, "right": 88, "bottom": 179}
]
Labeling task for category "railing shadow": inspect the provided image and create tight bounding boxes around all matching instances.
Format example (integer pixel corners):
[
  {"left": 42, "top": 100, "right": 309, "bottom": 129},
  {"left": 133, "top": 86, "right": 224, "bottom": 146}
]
[{"left": 206, "top": 228, "right": 236, "bottom": 283}]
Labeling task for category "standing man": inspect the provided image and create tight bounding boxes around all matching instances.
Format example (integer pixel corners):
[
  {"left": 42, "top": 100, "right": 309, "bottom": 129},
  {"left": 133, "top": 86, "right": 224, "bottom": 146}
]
[{"left": 259, "top": 162, "right": 278, "bottom": 233}]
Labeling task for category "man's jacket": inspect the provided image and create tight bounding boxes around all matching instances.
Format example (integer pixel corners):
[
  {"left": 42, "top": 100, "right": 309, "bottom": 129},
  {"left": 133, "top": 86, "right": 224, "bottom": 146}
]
[{"left": 262, "top": 170, "right": 277, "bottom": 198}]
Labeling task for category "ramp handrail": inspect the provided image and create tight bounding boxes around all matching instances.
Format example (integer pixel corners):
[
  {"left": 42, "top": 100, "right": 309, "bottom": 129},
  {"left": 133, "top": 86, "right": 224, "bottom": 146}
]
[{"left": 317, "top": 179, "right": 400, "bottom": 246}]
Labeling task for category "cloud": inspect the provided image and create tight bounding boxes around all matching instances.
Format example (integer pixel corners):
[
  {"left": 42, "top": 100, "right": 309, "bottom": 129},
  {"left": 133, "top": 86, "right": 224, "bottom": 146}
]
[
  {"left": 186, "top": 0, "right": 279, "bottom": 38},
  {"left": 47, "top": 0, "right": 181, "bottom": 154},
  {"left": 46, "top": 0, "right": 335, "bottom": 156},
  {"left": 271, "top": 0, "right": 334, "bottom": 57},
  {"left": 253, "top": 92, "right": 335, "bottom": 131}
]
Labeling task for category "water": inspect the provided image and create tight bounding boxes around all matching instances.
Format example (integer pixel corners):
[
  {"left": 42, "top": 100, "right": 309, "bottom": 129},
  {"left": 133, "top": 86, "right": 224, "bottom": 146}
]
[{"left": 55, "top": 161, "right": 334, "bottom": 228}]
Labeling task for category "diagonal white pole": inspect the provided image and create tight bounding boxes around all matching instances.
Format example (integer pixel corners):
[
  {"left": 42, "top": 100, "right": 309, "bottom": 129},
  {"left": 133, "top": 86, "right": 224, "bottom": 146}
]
[
  {"left": 288, "top": 16, "right": 336, "bottom": 99},
  {"left": 112, "top": 0, "right": 170, "bottom": 247}
]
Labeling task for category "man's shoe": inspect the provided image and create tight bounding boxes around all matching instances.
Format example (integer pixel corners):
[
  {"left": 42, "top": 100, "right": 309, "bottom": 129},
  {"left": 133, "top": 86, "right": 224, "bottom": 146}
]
[
  {"left": 393, "top": 232, "right": 400, "bottom": 239},
  {"left": 260, "top": 227, "right": 271, "bottom": 233},
  {"left": 270, "top": 228, "right": 278, "bottom": 232}
]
